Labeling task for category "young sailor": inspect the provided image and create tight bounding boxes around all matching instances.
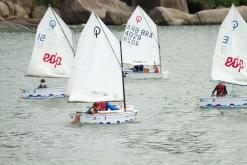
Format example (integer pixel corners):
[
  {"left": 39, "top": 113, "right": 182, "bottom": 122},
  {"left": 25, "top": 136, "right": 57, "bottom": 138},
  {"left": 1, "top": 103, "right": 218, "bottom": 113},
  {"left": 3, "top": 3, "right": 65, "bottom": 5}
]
[
  {"left": 212, "top": 83, "right": 227, "bottom": 97},
  {"left": 86, "top": 102, "right": 119, "bottom": 114},
  {"left": 153, "top": 63, "right": 159, "bottom": 73},
  {"left": 37, "top": 79, "right": 48, "bottom": 89}
]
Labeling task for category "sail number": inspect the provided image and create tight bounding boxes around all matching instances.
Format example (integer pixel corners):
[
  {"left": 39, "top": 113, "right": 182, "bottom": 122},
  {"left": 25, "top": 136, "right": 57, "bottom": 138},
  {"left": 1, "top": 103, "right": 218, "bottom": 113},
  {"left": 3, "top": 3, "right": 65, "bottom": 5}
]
[
  {"left": 43, "top": 53, "right": 62, "bottom": 68},
  {"left": 123, "top": 25, "right": 153, "bottom": 46},
  {"left": 225, "top": 56, "right": 244, "bottom": 72},
  {"left": 37, "top": 34, "right": 46, "bottom": 42}
]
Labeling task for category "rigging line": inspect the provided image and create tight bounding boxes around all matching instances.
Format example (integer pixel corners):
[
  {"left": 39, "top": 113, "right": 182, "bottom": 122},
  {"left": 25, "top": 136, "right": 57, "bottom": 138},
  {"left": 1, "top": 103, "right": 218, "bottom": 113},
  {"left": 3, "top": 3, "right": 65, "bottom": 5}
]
[
  {"left": 49, "top": 4, "right": 76, "bottom": 56},
  {"left": 139, "top": 6, "right": 159, "bottom": 45},
  {"left": 210, "top": 79, "right": 247, "bottom": 86},
  {"left": 139, "top": 6, "right": 161, "bottom": 68},
  {"left": 94, "top": 12, "right": 122, "bottom": 67}
]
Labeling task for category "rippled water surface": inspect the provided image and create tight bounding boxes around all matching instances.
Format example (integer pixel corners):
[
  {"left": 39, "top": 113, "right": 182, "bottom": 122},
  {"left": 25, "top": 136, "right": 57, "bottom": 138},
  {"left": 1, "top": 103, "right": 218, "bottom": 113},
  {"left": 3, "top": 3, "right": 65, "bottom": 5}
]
[{"left": 1, "top": 26, "right": 247, "bottom": 165}]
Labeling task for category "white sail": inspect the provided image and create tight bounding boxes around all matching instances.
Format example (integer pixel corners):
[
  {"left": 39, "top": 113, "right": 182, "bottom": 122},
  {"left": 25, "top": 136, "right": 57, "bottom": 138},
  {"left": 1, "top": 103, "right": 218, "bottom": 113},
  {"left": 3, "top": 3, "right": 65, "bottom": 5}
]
[
  {"left": 68, "top": 12, "right": 123, "bottom": 102},
  {"left": 26, "top": 6, "right": 74, "bottom": 78},
  {"left": 122, "top": 6, "right": 159, "bottom": 65},
  {"left": 212, "top": 4, "right": 247, "bottom": 85}
]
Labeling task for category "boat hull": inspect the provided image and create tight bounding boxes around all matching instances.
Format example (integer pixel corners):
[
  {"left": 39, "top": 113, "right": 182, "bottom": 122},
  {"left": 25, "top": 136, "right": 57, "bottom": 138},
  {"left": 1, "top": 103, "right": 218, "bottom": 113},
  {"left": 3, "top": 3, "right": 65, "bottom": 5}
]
[
  {"left": 21, "top": 88, "right": 65, "bottom": 99},
  {"left": 70, "top": 106, "right": 138, "bottom": 124},
  {"left": 198, "top": 96, "right": 247, "bottom": 108},
  {"left": 124, "top": 70, "right": 168, "bottom": 79}
]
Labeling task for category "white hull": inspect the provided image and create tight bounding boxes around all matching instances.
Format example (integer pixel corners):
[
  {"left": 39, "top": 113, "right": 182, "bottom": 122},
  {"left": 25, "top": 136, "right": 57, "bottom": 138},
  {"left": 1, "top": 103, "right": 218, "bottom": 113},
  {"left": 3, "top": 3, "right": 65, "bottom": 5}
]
[
  {"left": 124, "top": 70, "right": 168, "bottom": 79},
  {"left": 70, "top": 105, "right": 138, "bottom": 124},
  {"left": 198, "top": 96, "right": 247, "bottom": 108},
  {"left": 21, "top": 88, "right": 65, "bottom": 99}
]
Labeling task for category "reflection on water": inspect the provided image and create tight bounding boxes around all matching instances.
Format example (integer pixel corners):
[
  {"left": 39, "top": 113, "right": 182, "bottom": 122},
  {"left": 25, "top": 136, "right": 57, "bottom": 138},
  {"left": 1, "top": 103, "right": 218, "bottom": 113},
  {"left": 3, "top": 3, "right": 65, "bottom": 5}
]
[{"left": 1, "top": 26, "right": 247, "bottom": 165}]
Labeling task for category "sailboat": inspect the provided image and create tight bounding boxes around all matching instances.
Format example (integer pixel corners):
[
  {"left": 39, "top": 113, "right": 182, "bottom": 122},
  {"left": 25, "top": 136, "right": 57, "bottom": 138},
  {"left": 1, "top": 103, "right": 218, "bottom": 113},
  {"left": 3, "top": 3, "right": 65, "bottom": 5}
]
[
  {"left": 21, "top": 6, "right": 75, "bottom": 99},
  {"left": 199, "top": 4, "right": 247, "bottom": 108},
  {"left": 122, "top": 6, "right": 167, "bottom": 79},
  {"left": 69, "top": 12, "right": 138, "bottom": 124}
]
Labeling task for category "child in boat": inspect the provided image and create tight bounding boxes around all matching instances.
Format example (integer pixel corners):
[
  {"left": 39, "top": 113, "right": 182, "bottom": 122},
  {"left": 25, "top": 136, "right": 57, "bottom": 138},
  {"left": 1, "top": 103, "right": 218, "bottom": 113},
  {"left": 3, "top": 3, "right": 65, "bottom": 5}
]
[
  {"left": 212, "top": 83, "right": 227, "bottom": 97},
  {"left": 132, "top": 65, "right": 139, "bottom": 72},
  {"left": 153, "top": 64, "right": 159, "bottom": 73},
  {"left": 87, "top": 102, "right": 119, "bottom": 114},
  {"left": 86, "top": 102, "right": 100, "bottom": 114},
  {"left": 37, "top": 79, "right": 48, "bottom": 89},
  {"left": 97, "top": 102, "right": 119, "bottom": 111},
  {"left": 132, "top": 65, "right": 144, "bottom": 72},
  {"left": 138, "top": 65, "right": 144, "bottom": 72}
]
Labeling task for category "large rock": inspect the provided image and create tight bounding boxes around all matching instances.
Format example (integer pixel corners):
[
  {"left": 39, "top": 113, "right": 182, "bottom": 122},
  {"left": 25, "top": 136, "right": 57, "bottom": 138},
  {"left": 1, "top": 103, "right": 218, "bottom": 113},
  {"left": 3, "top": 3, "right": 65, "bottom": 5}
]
[
  {"left": 238, "top": 6, "right": 247, "bottom": 21},
  {"left": 60, "top": 0, "right": 132, "bottom": 24},
  {"left": 3, "top": 0, "right": 14, "bottom": 16},
  {"left": 149, "top": 7, "right": 198, "bottom": 25},
  {"left": 195, "top": 6, "right": 247, "bottom": 25},
  {"left": 0, "top": 1, "right": 9, "bottom": 18},
  {"left": 17, "top": 0, "right": 32, "bottom": 16},
  {"left": 139, "top": 0, "right": 188, "bottom": 13},
  {"left": 195, "top": 7, "right": 228, "bottom": 25},
  {"left": 160, "top": 0, "right": 189, "bottom": 13},
  {"left": 14, "top": 3, "right": 28, "bottom": 18},
  {"left": 31, "top": 5, "right": 47, "bottom": 19},
  {"left": 104, "top": 10, "right": 131, "bottom": 25}
]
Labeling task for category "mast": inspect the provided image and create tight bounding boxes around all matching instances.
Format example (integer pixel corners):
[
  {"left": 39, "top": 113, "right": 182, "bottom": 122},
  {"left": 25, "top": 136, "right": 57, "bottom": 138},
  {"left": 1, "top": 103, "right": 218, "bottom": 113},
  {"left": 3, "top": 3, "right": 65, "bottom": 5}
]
[
  {"left": 158, "top": 28, "right": 162, "bottom": 71},
  {"left": 120, "top": 41, "right": 127, "bottom": 111}
]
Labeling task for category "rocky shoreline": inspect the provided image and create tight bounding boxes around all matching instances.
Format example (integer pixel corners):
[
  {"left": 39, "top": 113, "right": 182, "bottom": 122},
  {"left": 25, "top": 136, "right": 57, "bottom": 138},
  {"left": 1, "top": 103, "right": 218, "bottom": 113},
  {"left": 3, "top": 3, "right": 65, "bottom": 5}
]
[{"left": 0, "top": 0, "right": 247, "bottom": 30}]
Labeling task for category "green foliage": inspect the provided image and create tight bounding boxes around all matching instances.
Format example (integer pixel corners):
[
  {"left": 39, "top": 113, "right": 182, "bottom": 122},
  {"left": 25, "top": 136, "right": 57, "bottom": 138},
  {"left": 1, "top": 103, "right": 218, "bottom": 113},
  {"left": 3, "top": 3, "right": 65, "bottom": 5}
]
[
  {"left": 188, "top": 0, "right": 241, "bottom": 7},
  {"left": 240, "top": 0, "right": 247, "bottom": 5},
  {"left": 214, "top": 0, "right": 239, "bottom": 7},
  {"left": 34, "top": 0, "right": 60, "bottom": 7}
]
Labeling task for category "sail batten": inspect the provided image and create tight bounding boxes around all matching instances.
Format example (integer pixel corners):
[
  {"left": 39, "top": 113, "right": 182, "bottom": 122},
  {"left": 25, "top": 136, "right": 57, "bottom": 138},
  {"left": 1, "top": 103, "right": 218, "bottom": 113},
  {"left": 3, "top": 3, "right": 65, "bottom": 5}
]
[
  {"left": 26, "top": 7, "right": 74, "bottom": 78},
  {"left": 122, "top": 6, "right": 160, "bottom": 66},
  {"left": 68, "top": 12, "right": 123, "bottom": 102},
  {"left": 212, "top": 4, "right": 247, "bottom": 85}
]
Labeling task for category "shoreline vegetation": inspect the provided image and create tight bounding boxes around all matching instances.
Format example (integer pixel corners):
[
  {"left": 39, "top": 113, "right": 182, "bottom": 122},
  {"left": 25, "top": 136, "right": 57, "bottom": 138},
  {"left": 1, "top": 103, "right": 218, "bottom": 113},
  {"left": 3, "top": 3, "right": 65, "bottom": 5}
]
[{"left": 0, "top": 0, "right": 247, "bottom": 30}]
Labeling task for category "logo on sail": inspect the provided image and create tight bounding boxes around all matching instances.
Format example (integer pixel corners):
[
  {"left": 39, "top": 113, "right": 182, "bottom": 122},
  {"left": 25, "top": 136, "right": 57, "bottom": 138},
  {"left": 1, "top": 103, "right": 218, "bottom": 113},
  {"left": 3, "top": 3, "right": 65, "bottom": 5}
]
[
  {"left": 136, "top": 16, "right": 142, "bottom": 24},
  {"left": 49, "top": 20, "right": 56, "bottom": 29},
  {"left": 225, "top": 56, "right": 244, "bottom": 72},
  {"left": 232, "top": 20, "right": 238, "bottom": 31},
  {"left": 43, "top": 52, "right": 62, "bottom": 68},
  {"left": 94, "top": 26, "right": 101, "bottom": 38}
]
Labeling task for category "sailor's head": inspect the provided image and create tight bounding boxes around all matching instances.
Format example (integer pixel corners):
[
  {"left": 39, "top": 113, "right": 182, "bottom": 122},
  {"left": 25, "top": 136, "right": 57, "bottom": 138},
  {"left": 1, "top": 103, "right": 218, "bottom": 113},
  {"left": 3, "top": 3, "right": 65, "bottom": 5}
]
[
  {"left": 218, "top": 82, "right": 224, "bottom": 86},
  {"left": 93, "top": 102, "right": 100, "bottom": 110},
  {"left": 40, "top": 79, "right": 46, "bottom": 83}
]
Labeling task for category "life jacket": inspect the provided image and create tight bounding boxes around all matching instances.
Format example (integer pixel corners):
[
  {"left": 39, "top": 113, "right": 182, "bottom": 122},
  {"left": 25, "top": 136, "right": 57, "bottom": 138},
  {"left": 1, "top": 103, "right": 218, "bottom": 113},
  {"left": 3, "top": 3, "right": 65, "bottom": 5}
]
[
  {"left": 154, "top": 68, "right": 159, "bottom": 73},
  {"left": 39, "top": 85, "right": 46, "bottom": 88},
  {"left": 98, "top": 102, "right": 107, "bottom": 111},
  {"left": 217, "top": 84, "right": 225, "bottom": 93}
]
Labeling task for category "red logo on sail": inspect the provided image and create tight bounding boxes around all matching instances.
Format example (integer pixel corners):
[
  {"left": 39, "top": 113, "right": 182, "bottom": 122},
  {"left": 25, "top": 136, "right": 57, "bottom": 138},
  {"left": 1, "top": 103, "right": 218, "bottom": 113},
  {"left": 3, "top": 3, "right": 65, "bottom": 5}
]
[
  {"left": 136, "top": 16, "right": 142, "bottom": 23},
  {"left": 225, "top": 56, "right": 244, "bottom": 72},
  {"left": 43, "top": 53, "right": 62, "bottom": 68}
]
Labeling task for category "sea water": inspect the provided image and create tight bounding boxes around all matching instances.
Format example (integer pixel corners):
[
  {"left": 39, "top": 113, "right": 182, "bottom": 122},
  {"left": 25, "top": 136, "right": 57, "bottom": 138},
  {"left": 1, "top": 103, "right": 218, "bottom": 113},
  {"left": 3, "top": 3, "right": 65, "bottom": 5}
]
[{"left": 1, "top": 26, "right": 247, "bottom": 165}]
